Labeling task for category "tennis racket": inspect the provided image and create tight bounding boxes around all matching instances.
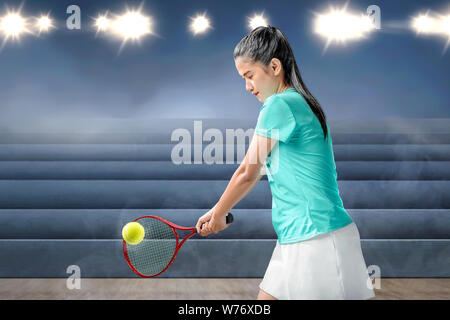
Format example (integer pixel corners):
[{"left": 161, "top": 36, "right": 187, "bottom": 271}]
[{"left": 123, "top": 212, "right": 234, "bottom": 277}]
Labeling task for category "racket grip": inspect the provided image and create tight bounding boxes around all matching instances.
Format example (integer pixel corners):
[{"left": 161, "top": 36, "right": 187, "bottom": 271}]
[
  {"left": 225, "top": 212, "right": 234, "bottom": 224},
  {"left": 196, "top": 212, "right": 234, "bottom": 234}
]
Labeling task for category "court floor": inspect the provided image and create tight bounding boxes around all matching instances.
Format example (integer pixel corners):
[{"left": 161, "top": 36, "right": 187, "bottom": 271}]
[{"left": 0, "top": 278, "right": 449, "bottom": 300}]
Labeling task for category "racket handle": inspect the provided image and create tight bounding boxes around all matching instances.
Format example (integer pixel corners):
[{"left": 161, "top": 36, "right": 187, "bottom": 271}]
[
  {"left": 225, "top": 212, "right": 234, "bottom": 224},
  {"left": 197, "top": 212, "right": 234, "bottom": 233}
]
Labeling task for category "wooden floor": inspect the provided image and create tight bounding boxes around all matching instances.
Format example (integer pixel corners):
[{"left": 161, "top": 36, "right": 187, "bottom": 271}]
[{"left": 0, "top": 278, "right": 449, "bottom": 300}]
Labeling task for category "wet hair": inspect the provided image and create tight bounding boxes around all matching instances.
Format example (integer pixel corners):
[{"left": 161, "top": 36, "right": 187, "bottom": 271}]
[{"left": 234, "top": 25, "right": 328, "bottom": 141}]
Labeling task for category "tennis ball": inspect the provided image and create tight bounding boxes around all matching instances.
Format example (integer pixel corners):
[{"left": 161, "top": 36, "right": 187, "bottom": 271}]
[{"left": 122, "top": 222, "right": 145, "bottom": 245}]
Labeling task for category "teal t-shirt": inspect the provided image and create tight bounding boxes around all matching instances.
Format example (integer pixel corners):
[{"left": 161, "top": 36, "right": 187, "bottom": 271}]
[{"left": 254, "top": 87, "right": 354, "bottom": 244}]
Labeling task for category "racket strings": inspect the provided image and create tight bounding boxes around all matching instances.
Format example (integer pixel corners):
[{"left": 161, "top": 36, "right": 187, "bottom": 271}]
[{"left": 126, "top": 218, "right": 177, "bottom": 276}]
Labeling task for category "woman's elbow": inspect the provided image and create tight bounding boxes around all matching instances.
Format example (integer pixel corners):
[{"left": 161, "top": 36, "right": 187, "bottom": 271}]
[{"left": 239, "top": 166, "right": 260, "bottom": 183}]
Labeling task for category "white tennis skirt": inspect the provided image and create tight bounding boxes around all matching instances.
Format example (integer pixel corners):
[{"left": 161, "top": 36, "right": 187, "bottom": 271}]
[{"left": 259, "top": 222, "right": 376, "bottom": 300}]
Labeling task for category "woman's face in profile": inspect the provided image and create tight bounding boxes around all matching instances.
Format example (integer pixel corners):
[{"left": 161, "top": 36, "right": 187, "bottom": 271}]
[{"left": 235, "top": 57, "right": 278, "bottom": 103}]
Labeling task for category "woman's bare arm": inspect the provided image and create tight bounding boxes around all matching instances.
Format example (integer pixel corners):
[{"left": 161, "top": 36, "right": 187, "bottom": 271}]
[{"left": 213, "top": 133, "right": 277, "bottom": 217}]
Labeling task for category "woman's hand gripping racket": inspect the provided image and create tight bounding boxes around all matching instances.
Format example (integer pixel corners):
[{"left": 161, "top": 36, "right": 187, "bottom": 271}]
[{"left": 123, "top": 212, "right": 234, "bottom": 277}]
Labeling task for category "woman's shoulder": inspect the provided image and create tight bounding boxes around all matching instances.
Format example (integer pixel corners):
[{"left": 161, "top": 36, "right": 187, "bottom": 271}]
[
  {"left": 264, "top": 89, "right": 310, "bottom": 115},
  {"left": 261, "top": 94, "right": 294, "bottom": 117}
]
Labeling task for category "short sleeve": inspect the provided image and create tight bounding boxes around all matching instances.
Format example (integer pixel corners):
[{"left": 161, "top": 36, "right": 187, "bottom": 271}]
[{"left": 255, "top": 95, "right": 296, "bottom": 143}]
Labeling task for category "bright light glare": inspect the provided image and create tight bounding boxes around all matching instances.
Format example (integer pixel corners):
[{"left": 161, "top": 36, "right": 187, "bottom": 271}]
[
  {"left": 412, "top": 12, "right": 450, "bottom": 37},
  {"left": 438, "top": 15, "right": 450, "bottom": 35},
  {"left": 410, "top": 11, "right": 450, "bottom": 54},
  {"left": 314, "top": 9, "right": 376, "bottom": 42},
  {"left": 95, "top": 15, "right": 110, "bottom": 32},
  {"left": 248, "top": 14, "right": 268, "bottom": 30},
  {"left": 1, "top": 13, "right": 26, "bottom": 37},
  {"left": 112, "top": 11, "right": 152, "bottom": 40},
  {"left": 412, "top": 14, "right": 437, "bottom": 34},
  {"left": 190, "top": 14, "right": 211, "bottom": 35},
  {"left": 37, "top": 16, "right": 52, "bottom": 32}
]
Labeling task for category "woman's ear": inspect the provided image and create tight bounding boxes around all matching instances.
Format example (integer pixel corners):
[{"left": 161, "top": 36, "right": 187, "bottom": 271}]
[{"left": 270, "top": 58, "right": 283, "bottom": 76}]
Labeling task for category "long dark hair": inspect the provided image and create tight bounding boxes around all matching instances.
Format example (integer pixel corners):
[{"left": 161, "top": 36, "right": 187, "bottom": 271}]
[{"left": 234, "top": 25, "right": 328, "bottom": 141}]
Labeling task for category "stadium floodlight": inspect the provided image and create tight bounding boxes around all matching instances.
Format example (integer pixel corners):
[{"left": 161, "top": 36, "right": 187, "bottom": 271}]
[
  {"left": 314, "top": 7, "right": 376, "bottom": 43},
  {"left": 411, "top": 11, "right": 450, "bottom": 37},
  {"left": 1, "top": 12, "right": 27, "bottom": 39},
  {"left": 412, "top": 13, "right": 438, "bottom": 34},
  {"left": 95, "top": 15, "right": 110, "bottom": 32},
  {"left": 248, "top": 14, "right": 268, "bottom": 30},
  {"left": 36, "top": 15, "right": 53, "bottom": 33},
  {"left": 112, "top": 10, "right": 152, "bottom": 41},
  {"left": 189, "top": 13, "right": 211, "bottom": 35},
  {"left": 410, "top": 11, "right": 450, "bottom": 53},
  {"left": 440, "top": 15, "right": 450, "bottom": 35}
]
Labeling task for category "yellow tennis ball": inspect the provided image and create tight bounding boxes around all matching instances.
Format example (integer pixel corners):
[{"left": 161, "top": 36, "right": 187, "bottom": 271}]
[{"left": 122, "top": 222, "right": 145, "bottom": 245}]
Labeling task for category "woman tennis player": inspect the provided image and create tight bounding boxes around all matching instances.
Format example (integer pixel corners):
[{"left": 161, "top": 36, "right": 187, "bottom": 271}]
[{"left": 195, "top": 26, "right": 375, "bottom": 300}]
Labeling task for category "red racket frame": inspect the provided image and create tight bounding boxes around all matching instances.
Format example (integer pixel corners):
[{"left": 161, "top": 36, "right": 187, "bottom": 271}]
[{"left": 123, "top": 215, "right": 196, "bottom": 278}]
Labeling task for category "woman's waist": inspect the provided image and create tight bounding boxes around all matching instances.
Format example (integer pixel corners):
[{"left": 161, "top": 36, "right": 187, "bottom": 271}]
[{"left": 270, "top": 182, "right": 343, "bottom": 207}]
